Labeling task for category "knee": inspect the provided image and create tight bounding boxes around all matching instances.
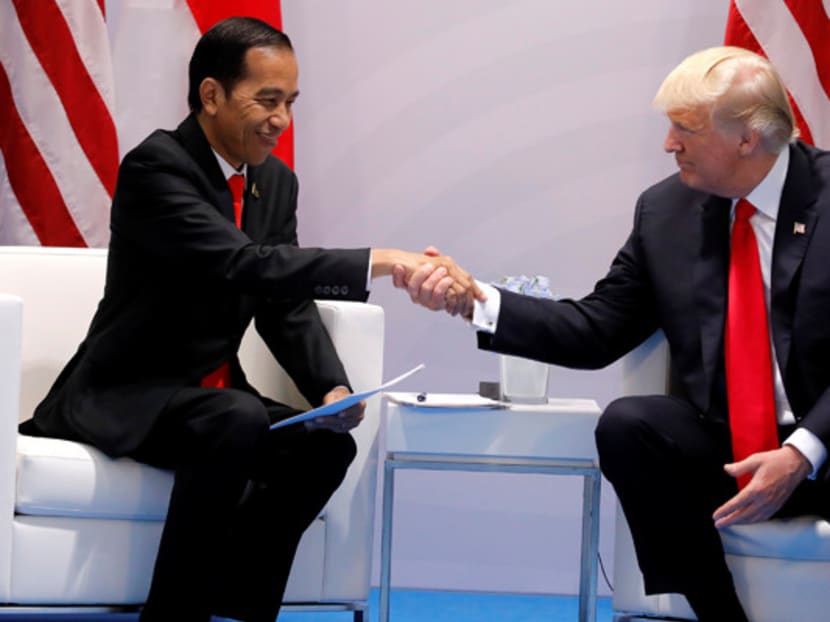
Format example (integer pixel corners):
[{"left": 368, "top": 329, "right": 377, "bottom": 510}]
[
  {"left": 304, "top": 430, "right": 358, "bottom": 489},
  {"left": 315, "top": 430, "right": 357, "bottom": 473},
  {"left": 204, "top": 391, "right": 270, "bottom": 461},
  {"left": 595, "top": 396, "right": 659, "bottom": 464}
]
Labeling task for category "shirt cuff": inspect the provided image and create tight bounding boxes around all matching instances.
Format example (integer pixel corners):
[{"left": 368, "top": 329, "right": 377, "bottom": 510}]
[
  {"left": 784, "top": 427, "right": 827, "bottom": 480},
  {"left": 471, "top": 281, "right": 500, "bottom": 333}
]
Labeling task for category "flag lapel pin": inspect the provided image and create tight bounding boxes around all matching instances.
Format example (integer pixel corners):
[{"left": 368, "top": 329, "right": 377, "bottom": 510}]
[
  {"left": 251, "top": 182, "right": 260, "bottom": 199},
  {"left": 793, "top": 222, "right": 806, "bottom": 235}
]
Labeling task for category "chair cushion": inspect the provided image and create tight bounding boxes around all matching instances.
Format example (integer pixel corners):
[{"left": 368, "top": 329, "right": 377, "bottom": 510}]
[
  {"left": 16, "top": 435, "right": 173, "bottom": 520},
  {"left": 721, "top": 516, "right": 830, "bottom": 562}
]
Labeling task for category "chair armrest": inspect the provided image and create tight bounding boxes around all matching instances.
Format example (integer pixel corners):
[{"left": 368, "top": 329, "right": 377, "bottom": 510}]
[
  {"left": 0, "top": 294, "right": 23, "bottom": 598},
  {"left": 314, "top": 301, "right": 384, "bottom": 600},
  {"left": 621, "top": 329, "right": 670, "bottom": 396},
  {"left": 238, "top": 300, "right": 385, "bottom": 600}
]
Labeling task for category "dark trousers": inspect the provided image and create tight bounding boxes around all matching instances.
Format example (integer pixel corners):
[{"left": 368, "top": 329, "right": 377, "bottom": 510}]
[
  {"left": 130, "top": 387, "right": 357, "bottom": 622},
  {"left": 595, "top": 395, "right": 830, "bottom": 598}
]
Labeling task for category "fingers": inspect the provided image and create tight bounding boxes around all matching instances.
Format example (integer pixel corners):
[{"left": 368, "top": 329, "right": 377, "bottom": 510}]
[
  {"left": 392, "top": 264, "right": 407, "bottom": 289},
  {"left": 713, "top": 491, "right": 776, "bottom": 528},
  {"left": 392, "top": 248, "right": 481, "bottom": 317},
  {"left": 415, "top": 267, "right": 451, "bottom": 309},
  {"left": 712, "top": 490, "right": 752, "bottom": 528},
  {"left": 407, "top": 265, "right": 453, "bottom": 311},
  {"left": 405, "top": 263, "right": 435, "bottom": 300},
  {"left": 723, "top": 457, "right": 753, "bottom": 478},
  {"left": 713, "top": 451, "right": 797, "bottom": 528},
  {"left": 306, "top": 401, "right": 366, "bottom": 433}
]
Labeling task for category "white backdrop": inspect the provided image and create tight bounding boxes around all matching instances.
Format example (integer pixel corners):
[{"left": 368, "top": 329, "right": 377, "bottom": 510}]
[{"left": 282, "top": 0, "right": 730, "bottom": 597}]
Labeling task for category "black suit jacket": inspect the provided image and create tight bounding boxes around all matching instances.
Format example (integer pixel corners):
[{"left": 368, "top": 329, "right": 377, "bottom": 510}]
[
  {"left": 480, "top": 141, "right": 830, "bottom": 455},
  {"left": 29, "top": 115, "right": 371, "bottom": 456}
]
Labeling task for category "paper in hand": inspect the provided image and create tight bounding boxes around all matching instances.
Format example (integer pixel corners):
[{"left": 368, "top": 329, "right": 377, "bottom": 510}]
[{"left": 269, "top": 363, "right": 425, "bottom": 430}]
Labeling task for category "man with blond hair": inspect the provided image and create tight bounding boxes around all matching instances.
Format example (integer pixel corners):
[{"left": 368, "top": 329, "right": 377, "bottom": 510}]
[{"left": 401, "top": 46, "right": 830, "bottom": 621}]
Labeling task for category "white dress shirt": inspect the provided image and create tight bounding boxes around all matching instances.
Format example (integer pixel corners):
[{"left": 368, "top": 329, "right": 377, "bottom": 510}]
[{"left": 473, "top": 147, "right": 826, "bottom": 476}]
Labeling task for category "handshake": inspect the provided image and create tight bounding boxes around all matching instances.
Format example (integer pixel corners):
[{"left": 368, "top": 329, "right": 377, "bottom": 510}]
[{"left": 371, "top": 246, "right": 486, "bottom": 318}]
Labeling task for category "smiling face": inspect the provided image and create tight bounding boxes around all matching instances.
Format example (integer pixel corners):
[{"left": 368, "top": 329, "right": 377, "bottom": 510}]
[
  {"left": 198, "top": 46, "right": 299, "bottom": 168},
  {"left": 663, "top": 106, "right": 746, "bottom": 197}
]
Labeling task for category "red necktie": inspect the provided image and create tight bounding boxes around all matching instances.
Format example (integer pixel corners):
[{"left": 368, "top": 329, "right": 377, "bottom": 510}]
[
  {"left": 228, "top": 173, "right": 245, "bottom": 228},
  {"left": 200, "top": 174, "right": 245, "bottom": 389},
  {"left": 725, "top": 198, "right": 778, "bottom": 488}
]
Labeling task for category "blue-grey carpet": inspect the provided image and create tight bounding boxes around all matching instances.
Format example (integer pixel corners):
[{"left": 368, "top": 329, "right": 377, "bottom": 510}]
[
  {"left": 0, "top": 590, "right": 614, "bottom": 621},
  {"left": 282, "top": 589, "right": 614, "bottom": 622}
]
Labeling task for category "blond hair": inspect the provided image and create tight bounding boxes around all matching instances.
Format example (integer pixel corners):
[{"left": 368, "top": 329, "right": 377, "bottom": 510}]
[{"left": 654, "top": 46, "right": 798, "bottom": 153}]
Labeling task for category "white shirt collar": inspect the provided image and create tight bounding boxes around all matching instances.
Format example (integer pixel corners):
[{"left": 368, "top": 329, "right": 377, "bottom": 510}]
[
  {"left": 739, "top": 146, "right": 790, "bottom": 221},
  {"left": 211, "top": 148, "right": 247, "bottom": 182}
]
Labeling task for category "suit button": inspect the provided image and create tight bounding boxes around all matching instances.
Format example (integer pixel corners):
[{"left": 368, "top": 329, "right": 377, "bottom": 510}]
[
  {"left": 342, "top": 285, "right": 349, "bottom": 296},
  {"left": 332, "top": 286, "right": 340, "bottom": 296},
  {"left": 314, "top": 285, "right": 323, "bottom": 296},
  {"left": 323, "top": 286, "right": 332, "bottom": 295}
]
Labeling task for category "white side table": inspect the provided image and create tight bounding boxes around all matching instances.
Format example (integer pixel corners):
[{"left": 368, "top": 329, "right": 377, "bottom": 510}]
[{"left": 379, "top": 396, "right": 603, "bottom": 622}]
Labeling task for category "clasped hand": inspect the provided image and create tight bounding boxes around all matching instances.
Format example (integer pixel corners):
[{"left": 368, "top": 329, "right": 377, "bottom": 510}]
[{"left": 390, "top": 246, "right": 486, "bottom": 318}]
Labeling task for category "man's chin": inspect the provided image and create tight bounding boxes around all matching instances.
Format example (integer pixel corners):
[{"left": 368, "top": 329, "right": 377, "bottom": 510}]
[
  {"left": 678, "top": 170, "right": 698, "bottom": 189},
  {"left": 247, "top": 151, "right": 272, "bottom": 166}
]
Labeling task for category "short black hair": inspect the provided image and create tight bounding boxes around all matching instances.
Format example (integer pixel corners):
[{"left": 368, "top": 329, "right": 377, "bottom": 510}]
[{"left": 187, "top": 16, "right": 293, "bottom": 112}]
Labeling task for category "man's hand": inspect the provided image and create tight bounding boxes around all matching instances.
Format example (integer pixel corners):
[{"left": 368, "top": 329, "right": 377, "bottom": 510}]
[
  {"left": 304, "top": 386, "right": 365, "bottom": 433},
  {"left": 387, "top": 246, "right": 486, "bottom": 317},
  {"left": 712, "top": 445, "right": 812, "bottom": 528}
]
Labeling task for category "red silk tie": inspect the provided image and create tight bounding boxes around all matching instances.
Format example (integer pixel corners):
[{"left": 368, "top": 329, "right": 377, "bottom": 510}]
[
  {"left": 725, "top": 198, "right": 778, "bottom": 488},
  {"left": 228, "top": 173, "right": 245, "bottom": 228},
  {"left": 200, "top": 174, "right": 245, "bottom": 389}
]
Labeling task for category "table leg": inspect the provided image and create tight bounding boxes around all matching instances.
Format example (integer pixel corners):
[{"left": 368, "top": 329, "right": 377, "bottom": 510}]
[
  {"left": 578, "top": 470, "right": 601, "bottom": 622},
  {"left": 379, "top": 459, "right": 396, "bottom": 622}
]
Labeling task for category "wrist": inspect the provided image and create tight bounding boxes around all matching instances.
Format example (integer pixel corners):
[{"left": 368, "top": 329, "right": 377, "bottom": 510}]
[
  {"left": 370, "top": 249, "right": 399, "bottom": 278},
  {"left": 783, "top": 444, "right": 812, "bottom": 480}
]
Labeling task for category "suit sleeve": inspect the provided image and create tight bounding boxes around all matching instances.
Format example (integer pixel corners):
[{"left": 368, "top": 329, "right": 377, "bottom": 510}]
[
  {"left": 478, "top": 199, "right": 660, "bottom": 369},
  {"left": 252, "top": 175, "right": 350, "bottom": 406},
  {"left": 110, "top": 139, "right": 370, "bottom": 301}
]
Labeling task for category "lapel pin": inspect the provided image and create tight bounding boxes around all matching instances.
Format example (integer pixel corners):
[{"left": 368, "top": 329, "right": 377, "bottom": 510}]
[
  {"left": 251, "top": 183, "right": 260, "bottom": 199},
  {"left": 793, "top": 222, "right": 806, "bottom": 235}
]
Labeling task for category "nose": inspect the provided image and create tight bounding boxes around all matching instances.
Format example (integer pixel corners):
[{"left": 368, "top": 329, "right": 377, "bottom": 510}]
[
  {"left": 664, "top": 127, "right": 681, "bottom": 154},
  {"left": 269, "top": 103, "right": 291, "bottom": 131}
]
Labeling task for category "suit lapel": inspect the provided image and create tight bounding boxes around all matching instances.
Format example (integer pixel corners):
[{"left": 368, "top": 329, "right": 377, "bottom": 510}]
[
  {"left": 695, "top": 194, "right": 731, "bottom": 403},
  {"left": 771, "top": 144, "right": 819, "bottom": 373},
  {"left": 241, "top": 166, "right": 262, "bottom": 234},
  {"left": 176, "top": 114, "right": 236, "bottom": 222}
]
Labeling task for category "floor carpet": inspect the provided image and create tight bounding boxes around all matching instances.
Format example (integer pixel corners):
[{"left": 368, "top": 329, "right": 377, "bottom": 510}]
[{"left": 0, "top": 589, "right": 615, "bottom": 621}]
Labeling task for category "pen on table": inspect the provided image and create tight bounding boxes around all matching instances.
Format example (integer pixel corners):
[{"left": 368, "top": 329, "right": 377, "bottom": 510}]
[{"left": 416, "top": 392, "right": 427, "bottom": 403}]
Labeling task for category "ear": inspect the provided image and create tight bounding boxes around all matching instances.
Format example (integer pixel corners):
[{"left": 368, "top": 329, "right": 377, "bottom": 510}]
[
  {"left": 738, "top": 127, "right": 762, "bottom": 156},
  {"left": 199, "top": 78, "right": 223, "bottom": 116}
]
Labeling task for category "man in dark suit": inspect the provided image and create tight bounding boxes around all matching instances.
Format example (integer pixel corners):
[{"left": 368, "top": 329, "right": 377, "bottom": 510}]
[
  {"left": 401, "top": 46, "right": 830, "bottom": 621},
  {"left": 20, "top": 17, "right": 480, "bottom": 622}
]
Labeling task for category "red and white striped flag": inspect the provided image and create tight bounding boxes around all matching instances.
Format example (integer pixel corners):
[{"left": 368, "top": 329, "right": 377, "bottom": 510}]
[
  {"left": 725, "top": 0, "right": 830, "bottom": 148},
  {"left": 0, "top": 0, "right": 117, "bottom": 247},
  {"left": 1, "top": 0, "right": 289, "bottom": 249}
]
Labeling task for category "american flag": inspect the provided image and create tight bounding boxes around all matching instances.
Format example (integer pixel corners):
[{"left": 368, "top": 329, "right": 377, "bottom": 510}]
[
  {"left": 0, "top": 0, "right": 289, "bottom": 248},
  {"left": 724, "top": 0, "right": 830, "bottom": 148}
]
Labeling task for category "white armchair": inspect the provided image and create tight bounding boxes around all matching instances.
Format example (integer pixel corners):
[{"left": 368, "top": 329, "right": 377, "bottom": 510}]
[
  {"left": 0, "top": 246, "right": 384, "bottom": 619},
  {"left": 613, "top": 331, "right": 830, "bottom": 622}
]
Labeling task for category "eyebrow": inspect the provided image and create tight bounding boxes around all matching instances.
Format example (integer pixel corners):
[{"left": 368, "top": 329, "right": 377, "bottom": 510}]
[{"left": 255, "top": 87, "right": 300, "bottom": 99}]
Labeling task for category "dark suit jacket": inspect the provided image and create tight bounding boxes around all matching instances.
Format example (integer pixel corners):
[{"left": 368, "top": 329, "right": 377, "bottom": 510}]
[
  {"left": 28, "top": 114, "right": 371, "bottom": 456},
  {"left": 479, "top": 141, "right": 830, "bottom": 457}
]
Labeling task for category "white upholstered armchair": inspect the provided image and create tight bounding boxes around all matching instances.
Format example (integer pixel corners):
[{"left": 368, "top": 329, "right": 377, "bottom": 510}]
[
  {"left": 0, "top": 246, "right": 384, "bottom": 619},
  {"left": 613, "top": 331, "right": 830, "bottom": 622}
]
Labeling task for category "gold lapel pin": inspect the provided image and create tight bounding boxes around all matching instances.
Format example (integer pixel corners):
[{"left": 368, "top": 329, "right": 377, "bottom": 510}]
[
  {"left": 793, "top": 222, "right": 806, "bottom": 235},
  {"left": 251, "top": 183, "right": 260, "bottom": 199}
]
